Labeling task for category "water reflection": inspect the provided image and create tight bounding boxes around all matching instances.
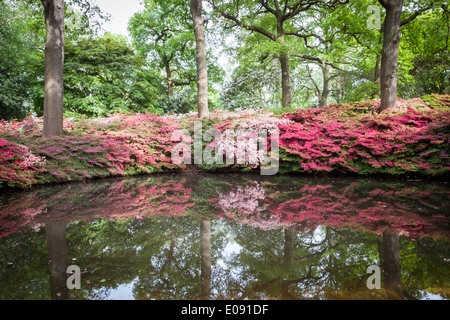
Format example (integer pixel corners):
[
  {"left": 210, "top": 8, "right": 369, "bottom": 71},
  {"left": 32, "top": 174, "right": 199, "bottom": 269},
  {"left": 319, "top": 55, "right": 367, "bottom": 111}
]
[{"left": 0, "top": 174, "right": 449, "bottom": 300}]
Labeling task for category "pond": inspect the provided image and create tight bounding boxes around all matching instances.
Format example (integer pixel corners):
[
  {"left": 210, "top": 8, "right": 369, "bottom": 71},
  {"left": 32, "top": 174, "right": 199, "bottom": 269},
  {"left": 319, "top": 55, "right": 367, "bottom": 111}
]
[{"left": 0, "top": 173, "right": 449, "bottom": 300}]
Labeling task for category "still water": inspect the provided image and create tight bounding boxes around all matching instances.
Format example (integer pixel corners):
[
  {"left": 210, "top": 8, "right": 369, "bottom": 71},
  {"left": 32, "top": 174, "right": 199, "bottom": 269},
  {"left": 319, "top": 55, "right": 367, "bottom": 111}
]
[{"left": 0, "top": 173, "right": 449, "bottom": 300}]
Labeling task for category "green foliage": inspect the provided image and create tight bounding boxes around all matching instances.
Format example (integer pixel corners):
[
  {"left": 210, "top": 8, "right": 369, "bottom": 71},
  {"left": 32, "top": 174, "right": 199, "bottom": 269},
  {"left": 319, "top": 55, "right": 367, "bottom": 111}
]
[
  {"left": 128, "top": 0, "right": 197, "bottom": 94},
  {"left": 0, "top": 68, "right": 31, "bottom": 121},
  {"left": 129, "top": 0, "right": 224, "bottom": 106},
  {"left": 158, "top": 88, "right": 197, "bottom": 114},
  {"left": 421, "top": 93, "right": 450, "bottom": 110},
  {"left": 399, "top": 8, "right": 450, "bottom": 97},
  {"left": 0, "top": 0, "right": 112, "bottom": 121},
  {"left": 33, "top": 33, "right": 164, "bottom": 118},
  {"left": 0, "top": 0, "right": 37, "bottom": 120},
  {"left": 221, "top": 57, "right": 280, "bottom": 111}
]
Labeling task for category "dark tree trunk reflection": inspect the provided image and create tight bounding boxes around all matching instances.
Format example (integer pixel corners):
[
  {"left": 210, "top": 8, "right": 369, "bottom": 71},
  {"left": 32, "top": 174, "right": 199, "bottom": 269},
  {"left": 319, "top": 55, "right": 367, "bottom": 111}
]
[
  {"left": 46, "top": 222, "right": 69, "bottom": 300},
  {"left": 380, "top": 231, "right": 404, "bottom": 299},
  {"left": 281, "top": 228, "right": 295, "bottom": 299},
  {"left": 200, "top": 219, "right": 211, "bottom": 299}
]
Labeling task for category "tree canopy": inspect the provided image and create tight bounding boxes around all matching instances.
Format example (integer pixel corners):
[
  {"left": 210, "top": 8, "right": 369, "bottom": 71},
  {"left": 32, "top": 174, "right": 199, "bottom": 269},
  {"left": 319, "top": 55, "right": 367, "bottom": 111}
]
[{"left": 0, "top": 0, "right": 448, "bottom": 122}]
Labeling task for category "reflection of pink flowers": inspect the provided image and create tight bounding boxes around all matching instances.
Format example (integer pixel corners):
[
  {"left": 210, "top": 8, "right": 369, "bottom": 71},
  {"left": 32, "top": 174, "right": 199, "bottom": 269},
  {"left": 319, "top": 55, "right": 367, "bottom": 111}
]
[
  {"left": 218, "top": 183, "right": 266, "bottom": 215},
  {"left": 0, "top": 177, "right": 195, "bottom": 238},
  {"left": 218, "top": 182, "right": 294, "bottom": 230}
]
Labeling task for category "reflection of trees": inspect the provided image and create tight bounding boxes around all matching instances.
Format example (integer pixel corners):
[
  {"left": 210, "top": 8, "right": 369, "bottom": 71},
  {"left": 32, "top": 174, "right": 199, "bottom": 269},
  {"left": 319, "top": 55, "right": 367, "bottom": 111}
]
[
  {"left": 217, "top": 223, "right": 383, "bottom": 299},
  {"left": 46, "top": 222, "right": 69, "bottom": 300},
  {"left": 0, "top": 174, "right": 449, "bottom": 300},
  {"left": 0, "top": 211, "right": 449, "bottom": 300},
  {"left": 132, "top": 216, "right": 202, "bottom": 300},
  {"left": 200, "top": 219, "right": 211, "bottom": 300},
  {"left": 379, "top": 231, "right": 403, "bottom": 300}
]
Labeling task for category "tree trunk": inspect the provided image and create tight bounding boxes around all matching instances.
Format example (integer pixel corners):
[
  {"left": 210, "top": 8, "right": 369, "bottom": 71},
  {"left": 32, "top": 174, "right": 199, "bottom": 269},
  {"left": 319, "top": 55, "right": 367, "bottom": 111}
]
[
  {"left": 42, "top": 0, "right": 64, "bottom": 137},
  {"left": 274, "top": 57, "right": 280, "bottom": 109},
  {"left": 163, "top": 55, "right": 174, "bottom": 97},
  {"left": 319, "top": 63, "right": 330, "bottom": 108},
  {"left": 190, "top": 0, "right": 209, "bottom": 119},
  {"left": 378, "top": 0, "right": 404, "bottom": 111},
  {"left": 280, "top": 53, "right": 292, "bottom": 109}
]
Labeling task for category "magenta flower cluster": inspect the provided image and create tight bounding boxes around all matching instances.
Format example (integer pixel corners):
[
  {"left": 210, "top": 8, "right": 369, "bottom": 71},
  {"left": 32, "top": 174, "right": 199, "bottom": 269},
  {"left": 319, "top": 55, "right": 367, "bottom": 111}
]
[{"left": 278, "top": 98, "right": 450, "bottom": 175}]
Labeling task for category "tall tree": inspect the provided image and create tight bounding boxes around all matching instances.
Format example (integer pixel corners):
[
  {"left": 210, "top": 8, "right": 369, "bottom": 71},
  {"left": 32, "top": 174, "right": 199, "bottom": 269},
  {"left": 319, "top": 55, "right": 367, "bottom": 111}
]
[
  {"left": 129, "top": 0, "right": 197, "bottom": 98},
  {"left": 40, "top": 0, "right": 106, "bottom": 135},
  {"left": 210, "top": 0, "right": 349, "bottom": 109},
  {"left": 41, "top": 0, "right": 65, "bottom": 137},
  {"left": 190, "top": 0, "right": 209, "bottom": 118},
  {"left": 378, "top": 0, "right": 404, "bottom": 111},
  {"left": 289, "top": 7, "right": 350, "bottom": 107},
  {"left": 378, "top": 0, "right": 441, "bottom": 111}
]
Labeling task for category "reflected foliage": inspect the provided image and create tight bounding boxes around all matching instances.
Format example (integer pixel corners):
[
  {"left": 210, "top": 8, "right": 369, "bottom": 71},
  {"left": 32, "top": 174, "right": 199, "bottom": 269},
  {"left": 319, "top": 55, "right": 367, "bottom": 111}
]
[{"left": 0, "top": 174, "right": 448, "bottom": 299}]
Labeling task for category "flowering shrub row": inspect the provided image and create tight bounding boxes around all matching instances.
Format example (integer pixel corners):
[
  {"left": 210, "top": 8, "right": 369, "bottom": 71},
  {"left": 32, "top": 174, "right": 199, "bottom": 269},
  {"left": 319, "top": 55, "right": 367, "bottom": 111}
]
[
  {"left": 278, "top": 97, "right": 450, "bottom": 175},
  {"left": 0, "top": 95, "right": 449, "bottom": 187},
  {"left": 0, "top": 112, "right": 186, "bottom": 188}
]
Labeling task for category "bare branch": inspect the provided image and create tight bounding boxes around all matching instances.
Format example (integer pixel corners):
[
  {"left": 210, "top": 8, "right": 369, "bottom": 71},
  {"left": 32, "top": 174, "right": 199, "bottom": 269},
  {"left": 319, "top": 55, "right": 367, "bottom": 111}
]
[
  {"left": 259, "top": 0, "right": 279, "bottom": 17},
  {"left": 284, "top": 30, "right": 327, "bottom": 44},
  {"left": 210, "top": 0, "right": 276, "bottom": 40},
  {"left": 292, "top": 53, "right": 347, "bottom": 71},
  {"left": 400, "top": 3, "right": 435, "bottom": 26}
]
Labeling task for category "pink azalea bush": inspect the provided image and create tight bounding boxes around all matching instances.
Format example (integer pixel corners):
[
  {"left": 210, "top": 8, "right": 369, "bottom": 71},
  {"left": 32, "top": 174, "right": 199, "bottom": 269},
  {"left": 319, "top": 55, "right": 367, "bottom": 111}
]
[{"left": 211, "top": 113, "right": 291, "bottom": 167}]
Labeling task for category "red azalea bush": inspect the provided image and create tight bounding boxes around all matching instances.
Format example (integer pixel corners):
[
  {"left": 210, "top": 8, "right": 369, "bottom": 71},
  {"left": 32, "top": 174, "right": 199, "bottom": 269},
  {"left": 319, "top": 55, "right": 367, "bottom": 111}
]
[
  {"left": 279, "top": 97, "right": 450, "bottom": 175},
  {"left": 0, "top": 112, "right": 186, "bottom": 187},
  {"left": 0, "top": 138, "right": 46, "bottom": 187}
]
